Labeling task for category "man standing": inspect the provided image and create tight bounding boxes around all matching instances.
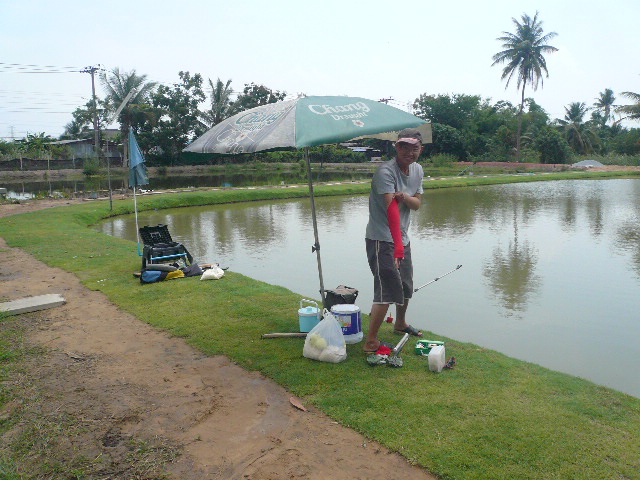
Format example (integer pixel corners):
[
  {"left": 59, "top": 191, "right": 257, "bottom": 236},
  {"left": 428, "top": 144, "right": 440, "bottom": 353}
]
[{"left": 364, "top": 128, "right": 424, "bottom": 354}]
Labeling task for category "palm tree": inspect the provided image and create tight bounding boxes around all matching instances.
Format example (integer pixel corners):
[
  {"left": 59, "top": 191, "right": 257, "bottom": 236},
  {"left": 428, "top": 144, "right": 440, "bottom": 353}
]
[
  {"left": 558, "top": 102, "right": 597, "bottom": 154},
  {"left": 617, "top": 91, "right": 640, "bottom": 122},
  {"left": 492, "top": 11, "right": 558, "bottom": 161},
  {"left": 100, "top": 67, "right": 157, "bottom": 166},
  {"left": 201, "top": 78, "right": 234, "bottom": 128},
  {"left": 61, "top": 119, "right": 91, "bottom": 140},
  {"left": 593, "top": 88, "right": 616, "bottom": 125}
]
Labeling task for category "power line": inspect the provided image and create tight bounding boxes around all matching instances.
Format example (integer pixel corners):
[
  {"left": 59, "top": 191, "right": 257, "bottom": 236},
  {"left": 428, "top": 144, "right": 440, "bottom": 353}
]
[
  {"left": 0, "top": 62, "right": 82, "bottom": 69},
  {"left": 4, "top": 110, "right": 76, "bottom": 114},
  {"left": 0, "top": 62, "right": 82, "bottom": 74}
]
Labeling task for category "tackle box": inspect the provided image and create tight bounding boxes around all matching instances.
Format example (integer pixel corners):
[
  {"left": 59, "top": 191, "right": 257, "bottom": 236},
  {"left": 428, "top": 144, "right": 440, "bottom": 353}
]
[{"left": 415, "top": 339, "right": 445, "bottom": 356}]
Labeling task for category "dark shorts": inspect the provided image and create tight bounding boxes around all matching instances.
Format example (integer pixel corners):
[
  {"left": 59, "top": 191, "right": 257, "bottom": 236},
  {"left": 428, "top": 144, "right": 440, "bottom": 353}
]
[{"left": 365, "top": 239, "right": 413, "bottom": 305}]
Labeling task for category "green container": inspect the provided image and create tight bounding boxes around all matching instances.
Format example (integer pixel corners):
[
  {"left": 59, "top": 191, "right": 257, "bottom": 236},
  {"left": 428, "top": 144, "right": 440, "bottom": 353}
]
[{"left": 415, "top": 339, "right": 445, "bottom": 356}]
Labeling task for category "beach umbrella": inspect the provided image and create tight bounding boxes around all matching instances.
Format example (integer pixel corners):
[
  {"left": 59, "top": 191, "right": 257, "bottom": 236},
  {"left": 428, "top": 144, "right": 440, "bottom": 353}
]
[
  {"left": 183, "top": 96, "right": 427, "bottom": 304},
  {"left": 129, "top": 128, "right": 149, "bottom": 256}
]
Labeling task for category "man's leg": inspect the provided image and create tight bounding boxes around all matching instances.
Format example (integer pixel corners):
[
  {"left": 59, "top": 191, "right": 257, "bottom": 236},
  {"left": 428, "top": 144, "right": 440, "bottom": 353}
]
[
  {"left": 364, "top": 239, "right": 404, "bottom": 352},
  {"left": 393, "top": 300, "right": 421, "bottom": 335},
  {"left": 393, "top": 243, "right": 422, "bottom": 336},
  {"left": 364, "top": 303, "right": 389, "bottom": 352}
]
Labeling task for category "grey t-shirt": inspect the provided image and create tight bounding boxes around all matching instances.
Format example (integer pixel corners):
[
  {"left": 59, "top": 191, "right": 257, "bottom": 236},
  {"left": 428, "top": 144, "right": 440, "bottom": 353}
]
[{"left": 365, "top": 159, "right": 424, "bottom": 245}]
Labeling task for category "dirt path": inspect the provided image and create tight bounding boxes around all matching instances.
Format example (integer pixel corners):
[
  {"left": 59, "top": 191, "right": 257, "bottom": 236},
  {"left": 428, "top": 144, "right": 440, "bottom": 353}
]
[{"left": 0, "top": 198, "right": 437, "bottom": 479}]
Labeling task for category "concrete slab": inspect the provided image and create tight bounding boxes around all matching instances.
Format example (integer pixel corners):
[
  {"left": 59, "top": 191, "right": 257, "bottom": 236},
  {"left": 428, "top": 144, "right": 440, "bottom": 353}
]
[{"left": 0, "top": 294, "right": 66, "bottom": 316}]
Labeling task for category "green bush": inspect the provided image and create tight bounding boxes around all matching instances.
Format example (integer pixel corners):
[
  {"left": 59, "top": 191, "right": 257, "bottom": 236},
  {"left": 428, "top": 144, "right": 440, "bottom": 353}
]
[
  {"left": 429, "top": 153, "right": 457, "bottom": 167},
  {"left": 610, "top": 128, "right": 640, "bottom": 156},
  {"left": 424, "top": 123, "right": 468, "bottom": 160},
  {"left": 82, "top": 157, "right": 102, "bottom": 176},
  {"left": 518, "top": 148, "right": 543, "bottom": 164},
  {"left": 533, "top": 127, "right": 572, "bottom": 164}
]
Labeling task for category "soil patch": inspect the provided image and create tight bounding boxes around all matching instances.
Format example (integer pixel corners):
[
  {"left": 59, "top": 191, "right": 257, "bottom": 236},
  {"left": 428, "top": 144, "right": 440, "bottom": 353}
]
[{"left": 0, "top": 198, "right": 436, "bottom": 479}]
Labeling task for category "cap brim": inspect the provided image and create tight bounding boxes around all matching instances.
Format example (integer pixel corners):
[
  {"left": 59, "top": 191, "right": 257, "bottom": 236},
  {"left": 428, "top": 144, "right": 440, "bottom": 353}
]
[{"left": 396, "top": 137, "right": 421, "bottom": 145}]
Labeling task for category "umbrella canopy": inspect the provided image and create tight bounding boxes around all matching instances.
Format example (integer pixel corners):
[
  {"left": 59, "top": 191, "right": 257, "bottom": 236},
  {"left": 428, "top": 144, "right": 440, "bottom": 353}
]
[
  {"left": 184, "top": 96, "right": 426, "bottom": 154},
  {"left": 184, "top": 96, "right": 428, "bottom": 305}
]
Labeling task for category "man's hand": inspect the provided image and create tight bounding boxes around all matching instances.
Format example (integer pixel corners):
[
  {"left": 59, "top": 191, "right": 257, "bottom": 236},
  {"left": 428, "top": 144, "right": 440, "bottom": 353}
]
[
  {"left": 393, "top": 191, "right": 406, "bottom": 203},
  {"left": 394, "top": 191, "right": 421, "bottom": 210}
]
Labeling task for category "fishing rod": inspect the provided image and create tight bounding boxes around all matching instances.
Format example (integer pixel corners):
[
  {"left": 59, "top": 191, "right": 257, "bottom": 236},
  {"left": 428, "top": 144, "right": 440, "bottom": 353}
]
[{"left": 414, "top": 264, "right": 462, "bottom": 293}]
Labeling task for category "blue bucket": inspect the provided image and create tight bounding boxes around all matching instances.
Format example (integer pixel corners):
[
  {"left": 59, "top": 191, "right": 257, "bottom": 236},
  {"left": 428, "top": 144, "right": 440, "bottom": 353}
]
[{"left": 298, "top": 299, "right": 321, "bottom": 332}]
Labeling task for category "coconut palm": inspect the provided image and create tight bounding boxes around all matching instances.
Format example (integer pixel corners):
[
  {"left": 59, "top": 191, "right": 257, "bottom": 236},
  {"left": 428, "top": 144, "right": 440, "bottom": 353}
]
[
  {"left": 618, "top": 91, "right": 640, "bottom": 122},
  {"left": 593, "top": 88, "right": 617, "bottom": 125},
  {"left": 100, "top": 67, "right": 157, "bottom": 164},
  {"left": 558, "top": 102, "right": 598, "bottom": 154},
  {"left": 492, "top": 11, "right": 558, "bottom": 161},
  {"left": 201, "top": 78, "right": 234, "bottom": 128},
  {"left": 61, "top": 119, "right": 91, "bottom": 140}
]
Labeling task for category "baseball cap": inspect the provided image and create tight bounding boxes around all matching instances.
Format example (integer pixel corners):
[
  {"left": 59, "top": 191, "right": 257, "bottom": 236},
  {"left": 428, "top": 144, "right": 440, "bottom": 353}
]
[{"left": 396, "top": 128, "right": 423, "bottom": 145}]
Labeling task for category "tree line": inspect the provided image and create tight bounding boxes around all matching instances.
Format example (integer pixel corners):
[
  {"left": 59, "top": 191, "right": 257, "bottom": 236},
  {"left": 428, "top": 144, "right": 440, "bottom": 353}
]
[{"left": 1, "top": 11, "right": 639, "bottom": 166}]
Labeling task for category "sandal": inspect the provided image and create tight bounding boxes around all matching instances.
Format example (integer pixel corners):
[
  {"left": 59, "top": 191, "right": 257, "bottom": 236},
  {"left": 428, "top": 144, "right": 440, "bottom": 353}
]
[
  {"left": 393, "top": 325, "right": 423, "bottom": 337},
  {"left": 363, "top": 341, "right": 394, "bottom": 355}
]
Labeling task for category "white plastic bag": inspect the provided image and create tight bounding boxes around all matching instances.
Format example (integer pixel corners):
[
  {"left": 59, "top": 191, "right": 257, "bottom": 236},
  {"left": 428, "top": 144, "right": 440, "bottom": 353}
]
[
  {"left": 303, "top": 309, "right": 347, "bottom": 363},
  {"left": 200, "top": 265, "right": 225, "bottom": 280}
]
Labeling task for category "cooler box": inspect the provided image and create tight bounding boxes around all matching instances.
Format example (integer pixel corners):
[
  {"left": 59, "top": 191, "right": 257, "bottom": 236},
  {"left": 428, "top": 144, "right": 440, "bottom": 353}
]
[{"left": 415, "top": 339, "right": 445, "bottom": 356}]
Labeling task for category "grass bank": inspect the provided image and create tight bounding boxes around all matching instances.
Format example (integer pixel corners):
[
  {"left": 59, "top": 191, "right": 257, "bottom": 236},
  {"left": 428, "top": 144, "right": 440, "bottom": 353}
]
[{"left": 1, "top": 172, "right": 640, "bottom": 480}]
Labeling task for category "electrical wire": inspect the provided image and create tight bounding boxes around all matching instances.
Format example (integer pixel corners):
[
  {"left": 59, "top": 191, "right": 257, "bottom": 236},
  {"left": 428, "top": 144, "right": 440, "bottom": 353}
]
[{"left": 0, "top": 62, "right": 83, "bottom": 74}]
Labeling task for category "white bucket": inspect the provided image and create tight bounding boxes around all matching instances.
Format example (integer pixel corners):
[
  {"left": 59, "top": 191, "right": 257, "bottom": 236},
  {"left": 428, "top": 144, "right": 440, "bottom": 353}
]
[
  {"left": 330, "top": 304, "right": 363, "bottom": 344},
  {"left": 428, "top": 345, "right": 446, "bottom": 373}
]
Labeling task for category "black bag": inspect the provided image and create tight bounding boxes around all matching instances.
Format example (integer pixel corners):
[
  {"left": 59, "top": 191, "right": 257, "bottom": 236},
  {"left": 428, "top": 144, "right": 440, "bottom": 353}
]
[{"left": 324, "top": 285, "right": 358, "bottom": 310}]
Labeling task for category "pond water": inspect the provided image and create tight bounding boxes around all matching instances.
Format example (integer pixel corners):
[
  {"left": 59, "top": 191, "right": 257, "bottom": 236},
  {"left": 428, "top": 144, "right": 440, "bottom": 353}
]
[
  {"left": 96, "top": 179, "right": 640, "bottom": 398},
  {"left": 0, "top": 169, "right": 372, "bottom": 199}
]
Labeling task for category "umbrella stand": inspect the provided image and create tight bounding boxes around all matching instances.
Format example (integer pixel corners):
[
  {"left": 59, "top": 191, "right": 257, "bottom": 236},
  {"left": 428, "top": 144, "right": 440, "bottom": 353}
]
[
  {"left": 304, "top": 147, "right": 326, "bottom": 305},
  {"left": 133, "top": 186, "right": 143, "bottom": 256}
]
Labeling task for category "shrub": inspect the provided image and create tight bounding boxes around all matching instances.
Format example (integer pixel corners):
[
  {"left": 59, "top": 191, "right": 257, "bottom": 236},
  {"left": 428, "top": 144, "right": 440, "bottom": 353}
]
[
  {"left": 423, "top": 123, "right": 468, "bottom": 160},
  {"left": 533, "top": 127, "right": 572, "bottom": 164},
  {"left": 610, "top": 128, "right": 640, "bottom": 156},
  {"left": 429, "top": 153, "right": 457, "bottom": 167},
  {"left": 83, "top": 157, "right": 102, "bottom": 176}
]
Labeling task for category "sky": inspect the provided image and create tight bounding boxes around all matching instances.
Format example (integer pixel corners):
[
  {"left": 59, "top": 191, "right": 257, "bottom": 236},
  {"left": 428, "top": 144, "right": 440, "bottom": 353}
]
[{"left": 1, "top": 0, "right": 639, "bottom": 140}]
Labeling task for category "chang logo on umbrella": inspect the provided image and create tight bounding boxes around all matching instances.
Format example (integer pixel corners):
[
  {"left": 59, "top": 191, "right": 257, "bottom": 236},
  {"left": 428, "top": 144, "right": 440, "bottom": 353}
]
[
  {"left": 234, "top": 105, "right": 290, "bottom": 131},
  {"left": 307, "top": 102, "right": 371, "bottom": 121}
]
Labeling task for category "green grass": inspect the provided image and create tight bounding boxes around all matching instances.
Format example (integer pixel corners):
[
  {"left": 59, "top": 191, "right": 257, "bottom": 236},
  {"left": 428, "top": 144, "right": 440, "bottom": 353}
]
[{"left": 1, "top": 173, "right": 640, "bottom": 479}]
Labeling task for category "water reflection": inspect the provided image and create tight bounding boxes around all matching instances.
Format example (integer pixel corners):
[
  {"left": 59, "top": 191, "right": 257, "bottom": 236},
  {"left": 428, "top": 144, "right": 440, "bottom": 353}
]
[
  {"left": 97, "top": 179, "right": 640, "bottom": 397},
  {"left": 483, "top": 239, "right": 540, "bottom": 314}
]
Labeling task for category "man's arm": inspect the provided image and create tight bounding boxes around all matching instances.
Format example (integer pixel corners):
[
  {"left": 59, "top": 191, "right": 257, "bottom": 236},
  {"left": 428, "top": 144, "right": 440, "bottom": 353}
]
[
  {"left": 385, "top": 193, "right": 404, "bottom": 263},
  {"left": 393, "top": 191, "right": 422, "bottom": 210}
]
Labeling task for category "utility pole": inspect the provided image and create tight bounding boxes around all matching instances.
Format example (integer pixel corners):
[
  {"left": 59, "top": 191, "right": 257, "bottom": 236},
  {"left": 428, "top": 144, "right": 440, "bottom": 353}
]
[
  {"left": 81, "top": 64, "right": 112, "bottom": 209},
  {"left": 81, "top": 65, "right": 103, "bottom": 157},
  {"left": 378, "top": 98, "right": 395, "bottom": 157}
]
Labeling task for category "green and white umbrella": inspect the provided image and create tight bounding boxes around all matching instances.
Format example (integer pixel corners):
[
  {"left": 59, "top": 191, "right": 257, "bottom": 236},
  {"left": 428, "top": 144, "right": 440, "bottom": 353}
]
[{"left": 184, "top": 96, "right": 427, "bottom": 304}]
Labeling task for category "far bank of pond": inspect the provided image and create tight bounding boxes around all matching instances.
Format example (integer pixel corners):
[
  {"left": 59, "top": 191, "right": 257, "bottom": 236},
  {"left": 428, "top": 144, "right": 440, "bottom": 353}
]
[{"left": 2, "top": 161, "right": 616, "bottom": 199}]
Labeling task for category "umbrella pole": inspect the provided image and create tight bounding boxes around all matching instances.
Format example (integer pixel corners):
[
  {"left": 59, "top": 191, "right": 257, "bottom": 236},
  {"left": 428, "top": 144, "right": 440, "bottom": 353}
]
[
  {"left": 304, "top": 147, "right": 326, "bottom": 305},
  {"left": 133, "top": 186, "right": 142, "bottom": 256}
]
